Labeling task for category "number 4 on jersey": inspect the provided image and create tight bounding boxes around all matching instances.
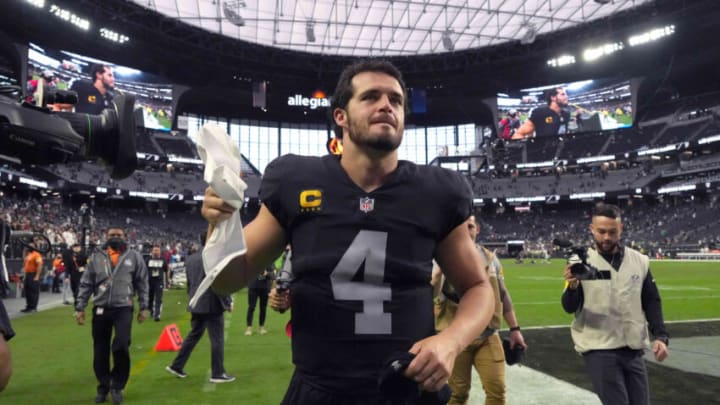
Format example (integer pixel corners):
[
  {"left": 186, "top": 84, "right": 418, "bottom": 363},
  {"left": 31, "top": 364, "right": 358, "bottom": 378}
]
[{"left": 330, "top": 230, "right": 392, "bottom": 335}]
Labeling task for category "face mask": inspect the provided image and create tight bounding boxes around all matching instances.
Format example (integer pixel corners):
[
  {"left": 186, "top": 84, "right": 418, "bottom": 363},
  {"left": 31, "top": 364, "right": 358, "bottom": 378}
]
[{"left": 106, "top": 237, "right": 126, "bottom": 251}]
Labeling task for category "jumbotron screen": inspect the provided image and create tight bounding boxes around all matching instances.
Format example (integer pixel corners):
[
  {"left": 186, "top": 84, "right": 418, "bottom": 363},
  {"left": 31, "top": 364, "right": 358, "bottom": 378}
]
[
  {"left": 496, "top": 78, "right": 633, "bottom": 139},
  {"left": 26, "top": 42, "right": 174, "bottom": 131}
]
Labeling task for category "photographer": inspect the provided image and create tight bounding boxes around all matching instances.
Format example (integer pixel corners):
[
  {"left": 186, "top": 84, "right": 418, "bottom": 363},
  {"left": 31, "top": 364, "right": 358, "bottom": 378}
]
[{"left": 562, "top": 203, "right": 669, "bottom": 405}]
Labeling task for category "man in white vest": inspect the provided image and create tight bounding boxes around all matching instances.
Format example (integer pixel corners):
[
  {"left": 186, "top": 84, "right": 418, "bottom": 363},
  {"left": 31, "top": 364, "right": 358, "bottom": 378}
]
[{"left": 562, "top": 203, "right": 669, "bottom": 405}]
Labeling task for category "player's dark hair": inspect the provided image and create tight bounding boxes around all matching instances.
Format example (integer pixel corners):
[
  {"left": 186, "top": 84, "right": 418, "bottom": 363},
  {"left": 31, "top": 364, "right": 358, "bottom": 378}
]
[
  {"left": 330, "top": 59, "right": 408, "bottom": 138},
  {"left": 544, "top": 87, "right": 563, "bottom": 105},
  {"left": 89, "top": 64, "right": 109, "bottom": 84},
  {"left": 592, "top": 203, "right": 622, "bottom": 220}
]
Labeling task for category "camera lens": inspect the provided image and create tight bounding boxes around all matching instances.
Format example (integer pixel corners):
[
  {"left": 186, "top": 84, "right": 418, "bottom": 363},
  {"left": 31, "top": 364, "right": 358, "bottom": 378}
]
[{"left": 570, "top": 263, "right": 589, "bottom": 278}]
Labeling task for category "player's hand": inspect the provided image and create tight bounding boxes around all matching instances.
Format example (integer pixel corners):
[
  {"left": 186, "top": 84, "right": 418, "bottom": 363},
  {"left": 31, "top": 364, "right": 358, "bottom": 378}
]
[
  {"left": 269, "top": 288, "right": 291, "bottom": 313},
  {"left": 509, "top": 330, "right": 528, "bottom": 350},
  {"left": 137, "top": 309, "right": 150, "bottom": 324},
  {"left": 74, "top": 311, "right": 85, "bottom": 325},
  {"left": 201, "top": 186, "right": 237, "bottom": 228},
  {"left": 404, "top": 333, "right": 460, "bottom": 392},
  {"left": 652, "top": 340, "right": 669, "bottom": 362}
]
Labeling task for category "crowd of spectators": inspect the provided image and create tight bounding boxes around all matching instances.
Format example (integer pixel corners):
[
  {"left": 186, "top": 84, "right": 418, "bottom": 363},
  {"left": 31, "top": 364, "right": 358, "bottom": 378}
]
[
  {"left": 477, "top": 195, "right": 719, "bottom": 258},
  {"left": 0, "top": 189, "right": 206, "bottom": 262}
]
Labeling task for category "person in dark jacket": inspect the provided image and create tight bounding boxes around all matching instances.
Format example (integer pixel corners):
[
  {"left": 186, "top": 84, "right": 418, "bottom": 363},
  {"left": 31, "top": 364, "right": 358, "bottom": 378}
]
[
  {"left": 165, "top": 242, "right": 235, "bottom": 383},
  {"left": 245, "top": 264, "right": 275, "bottom": 336},
  {"left": 75, "top": 227, "right": 150, "bottom": 404},
  {"left": 62, "top": 243, "right": 88, "bottom": 306}
]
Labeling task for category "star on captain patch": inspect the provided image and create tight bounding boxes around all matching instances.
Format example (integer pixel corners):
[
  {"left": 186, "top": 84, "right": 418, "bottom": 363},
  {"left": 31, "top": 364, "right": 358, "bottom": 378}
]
[{"left": 359, "top": 197, "right": 375, "bottom": 213}]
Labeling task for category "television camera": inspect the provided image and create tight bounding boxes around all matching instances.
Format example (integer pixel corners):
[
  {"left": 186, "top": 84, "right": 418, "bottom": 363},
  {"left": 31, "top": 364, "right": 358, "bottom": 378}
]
[
  {"left": 0, "top": 81, "right": 139, "bottom": 295},
  {"left": 0, "top": 81, "right": 138, "bottom": 180}
]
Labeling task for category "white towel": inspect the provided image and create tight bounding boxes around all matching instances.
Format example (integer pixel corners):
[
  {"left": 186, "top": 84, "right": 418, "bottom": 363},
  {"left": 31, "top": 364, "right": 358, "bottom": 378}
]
[{"left": 189, "top": 124, "right": 248, "bottom": 308}]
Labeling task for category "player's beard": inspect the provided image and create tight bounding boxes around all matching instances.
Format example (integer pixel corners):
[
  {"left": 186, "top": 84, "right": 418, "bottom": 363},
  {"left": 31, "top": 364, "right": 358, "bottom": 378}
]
[
  {"left": 346, "top": 111, "right": 402, "bottom": 153},
  {"left": 594, "top": 239, "right": 618, "bottom": 254}
]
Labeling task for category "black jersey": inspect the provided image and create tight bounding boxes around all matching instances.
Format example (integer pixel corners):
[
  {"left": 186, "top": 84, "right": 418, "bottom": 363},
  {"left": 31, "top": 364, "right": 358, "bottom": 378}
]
[
  {"left": 146, "top": 257, "right": 167, "bottom": 279},
  {"left": 70, "top": 80, "right": 113, "bottom": 115},
  {"left": 529, "top": 105, "right": 570, "bottom": 137},
  {"left": 260, "top": 154, "right": 472, "bottom": 393}
]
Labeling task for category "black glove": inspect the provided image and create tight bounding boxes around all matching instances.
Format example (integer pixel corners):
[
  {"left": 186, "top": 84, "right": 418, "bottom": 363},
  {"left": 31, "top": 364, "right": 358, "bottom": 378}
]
[
  {"left": 503, "top": 337, "right": 525, "bottom": 366},
  {"left": 377, "top": 351, "right": 451, "bottom": 405}
]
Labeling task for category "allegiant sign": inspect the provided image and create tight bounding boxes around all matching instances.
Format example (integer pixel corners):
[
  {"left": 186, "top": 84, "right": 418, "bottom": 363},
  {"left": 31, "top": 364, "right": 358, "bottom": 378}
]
[{"left": 287, "top": 90, "right": 330, "bottom": 109}]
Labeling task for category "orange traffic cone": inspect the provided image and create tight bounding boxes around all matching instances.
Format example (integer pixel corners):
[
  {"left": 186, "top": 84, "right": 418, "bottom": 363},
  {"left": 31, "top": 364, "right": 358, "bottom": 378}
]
[{"left": 154, "top": 324, "right": 183, "bottom": 351}]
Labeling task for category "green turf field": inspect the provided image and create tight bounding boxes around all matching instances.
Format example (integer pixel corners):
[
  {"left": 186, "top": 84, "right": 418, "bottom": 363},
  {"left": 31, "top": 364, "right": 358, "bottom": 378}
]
[{"left": 3, "top": 259, "right": 718, "bottom": 404}]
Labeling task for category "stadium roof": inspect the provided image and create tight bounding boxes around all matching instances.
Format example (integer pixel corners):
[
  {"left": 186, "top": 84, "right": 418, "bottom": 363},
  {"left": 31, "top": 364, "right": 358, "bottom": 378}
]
[{"left": 133, "top": 0, "right": 652, "bottom": 57}]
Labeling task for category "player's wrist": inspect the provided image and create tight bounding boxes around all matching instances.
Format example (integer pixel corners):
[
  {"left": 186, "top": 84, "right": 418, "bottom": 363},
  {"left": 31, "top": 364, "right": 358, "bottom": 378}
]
[{"left": 509, "top": 326, "right": 521, "bottom": 332}]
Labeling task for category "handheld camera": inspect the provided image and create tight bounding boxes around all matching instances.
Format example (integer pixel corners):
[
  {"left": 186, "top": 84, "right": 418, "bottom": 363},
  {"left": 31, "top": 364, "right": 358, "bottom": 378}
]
[{"left": 553, "top": 239, "right": 601, "bottom": 280}]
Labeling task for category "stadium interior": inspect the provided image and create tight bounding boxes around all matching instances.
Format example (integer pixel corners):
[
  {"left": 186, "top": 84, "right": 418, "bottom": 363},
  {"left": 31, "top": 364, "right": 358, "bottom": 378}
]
[{"left": 0, "top": 0, "right": 718, "bottom": 404}]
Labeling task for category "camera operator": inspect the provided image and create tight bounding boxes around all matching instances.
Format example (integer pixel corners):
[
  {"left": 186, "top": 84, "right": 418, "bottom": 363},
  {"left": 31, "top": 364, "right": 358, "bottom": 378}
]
[
  {"left": 562, "top": 203, "right": 669, "bottom": 405},
  {"left": 70, "top": 64, "right": 115, "bottom": 115}
]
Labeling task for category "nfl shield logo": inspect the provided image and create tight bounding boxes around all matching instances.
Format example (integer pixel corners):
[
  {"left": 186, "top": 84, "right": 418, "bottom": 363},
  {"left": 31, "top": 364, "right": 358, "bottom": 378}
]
[{"left": 359, "top": 197, "right": 375, "bottom": 213}]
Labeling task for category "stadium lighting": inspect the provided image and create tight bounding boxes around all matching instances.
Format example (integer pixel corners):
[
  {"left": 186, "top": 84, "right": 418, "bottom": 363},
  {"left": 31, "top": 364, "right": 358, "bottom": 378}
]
[
  {"left": 547, "top": 55, "right": 576, "bottom": 67},
  {"left": 569, "top": 192, "right": 606, "bottom": 200},
  {"left": 628, "top": 25, "right": 675, "bottom": 47},
  {"left": 25, "top": 0, "right": 44, "bottom": 8},
  {"left": 49, "top": 4, "right": 90, "bottom": 30},
  {"left": 506, "top": 196, "right": 546, "bottom": 203},
  {"left": 441, "top": 30, "right": 454, "bottom": 51},
  {"left": 223, "top": 0, "right": 246, "bottom": 27},
  {"left": 658, "top": 184, "right": 695, "bottom": 194},
  {"left": 306, "top": 22, "right": 316, "bottom": 43},
  {"left": 520, "top": 23, "right": 537, "bottom": 45},
  {"left": 100, "top": 28, "right": 130, "bottom": 44},
  {"left": 698, "top": 134, "right": 720, "bottom": 145},
  {"left": 583, "top": 42, "right": 623, "bottom": 62}
]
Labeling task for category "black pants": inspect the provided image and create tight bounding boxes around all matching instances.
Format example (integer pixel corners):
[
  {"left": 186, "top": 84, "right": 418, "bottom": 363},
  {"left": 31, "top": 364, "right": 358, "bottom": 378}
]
[
  {"left": 70, "top": 272, "right": 81, "bottom": 306},
  {"left": 148, "top": 277, "right": 164, "bottom": 319},
  {"left": 281, "top": 371, "right": 389, "bottom": 405},
  {"left": 52, "top": 272, "right": 62, "bottom": 292},
  {"left": 92, "top": 306, "right": 133, "bottom": 393},
  {"left": 583, "top": 348, "right": 650, "bottom": 405},
  {"left": 171, "top": 312, "right": 225, "bottom": 377},
  {"left": 246, "top": 287, "right": 269, "bottom": 327},
  {"left": 23, "top": 274, "right": 39, "bottom": 310}
]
